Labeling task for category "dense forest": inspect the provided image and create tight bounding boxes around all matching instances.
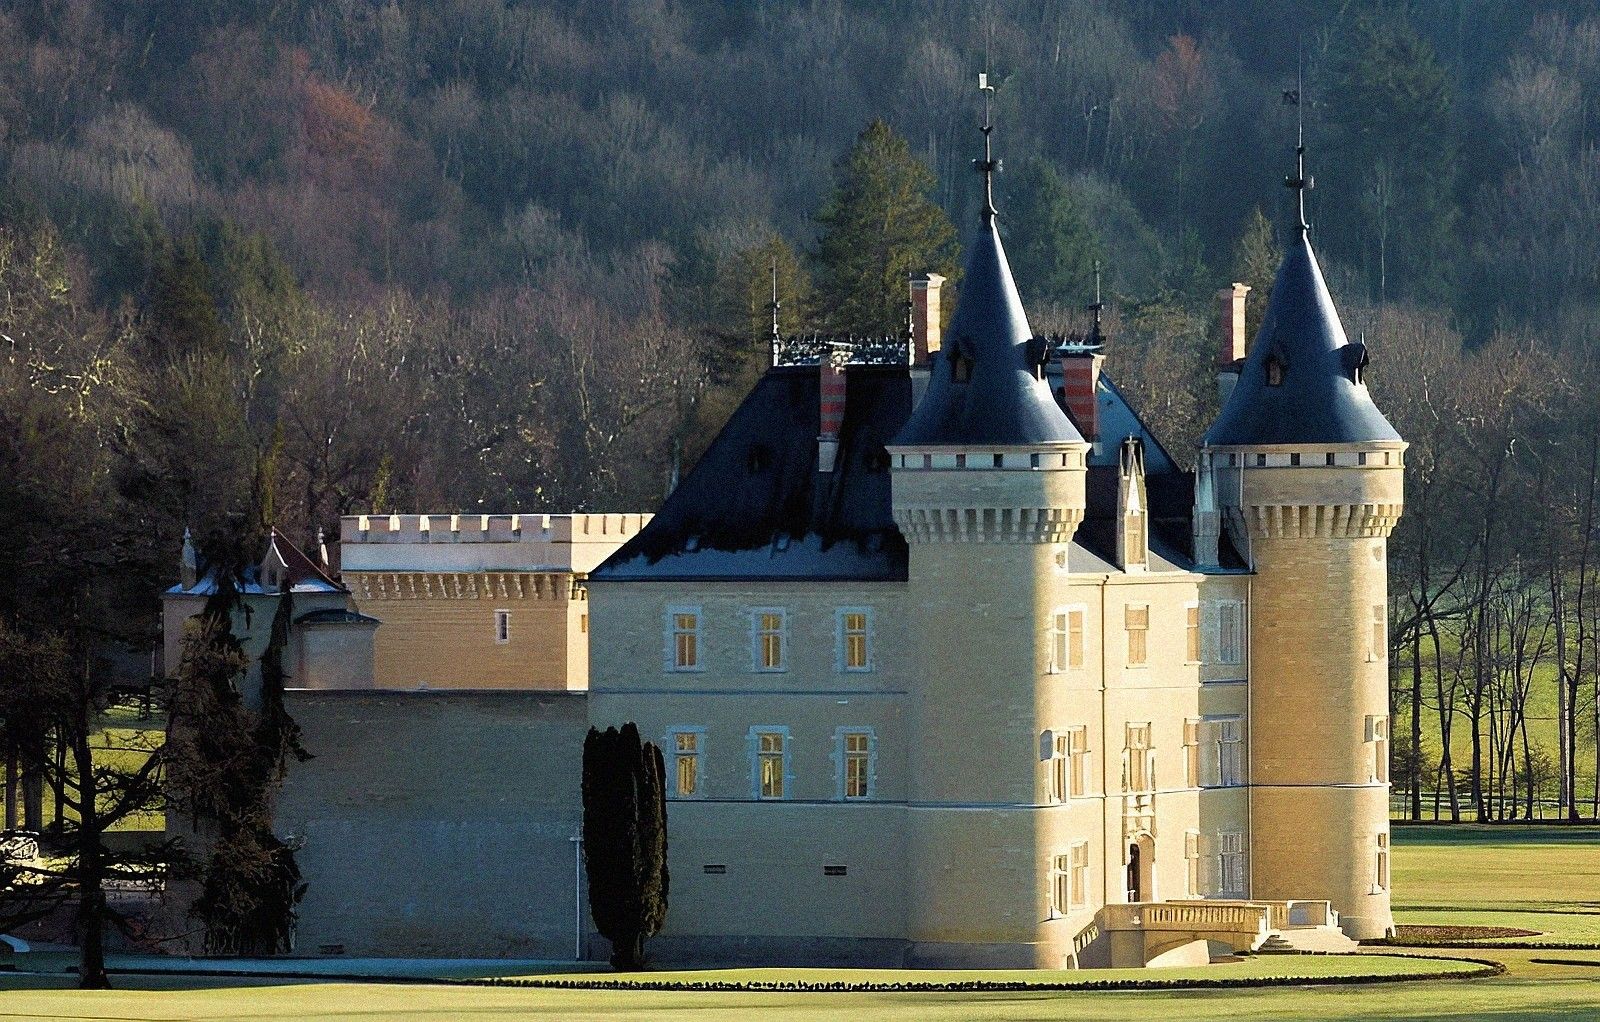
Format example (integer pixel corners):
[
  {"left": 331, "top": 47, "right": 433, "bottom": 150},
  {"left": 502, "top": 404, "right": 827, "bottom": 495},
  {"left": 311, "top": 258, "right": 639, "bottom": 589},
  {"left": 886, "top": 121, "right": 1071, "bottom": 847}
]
[{"left": 4, "top": 0, "right": 1600, "bottom": 853}]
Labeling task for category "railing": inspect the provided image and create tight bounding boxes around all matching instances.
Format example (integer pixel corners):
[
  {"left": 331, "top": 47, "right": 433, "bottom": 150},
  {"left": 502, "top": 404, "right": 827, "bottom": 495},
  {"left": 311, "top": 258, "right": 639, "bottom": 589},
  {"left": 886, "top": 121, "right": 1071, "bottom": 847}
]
[
  {"left": 1267, "top": 900, "right": 1334, "bottom": 930},
  {"left": 1100, "top": 901, "right": 1271, "bottom": 935}
]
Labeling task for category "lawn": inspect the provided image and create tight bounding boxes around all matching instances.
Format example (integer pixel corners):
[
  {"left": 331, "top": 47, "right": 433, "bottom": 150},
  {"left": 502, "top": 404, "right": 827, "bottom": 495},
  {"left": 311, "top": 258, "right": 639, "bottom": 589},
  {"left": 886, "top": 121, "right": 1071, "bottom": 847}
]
[{"left": 3, "top": 826, "right": 1600, "bottom": 1020}]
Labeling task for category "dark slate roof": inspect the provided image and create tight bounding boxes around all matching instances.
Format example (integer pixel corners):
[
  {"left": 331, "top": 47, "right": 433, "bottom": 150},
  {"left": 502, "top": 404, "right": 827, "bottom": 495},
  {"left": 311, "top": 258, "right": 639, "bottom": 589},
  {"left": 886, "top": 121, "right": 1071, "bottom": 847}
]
[
  {"left": 893, "top": 220, "right": 1084, "bottom": 447},
  {"left": 590, "top": 365, "right": 911, "bottom": 582},
  {"left": 1206, "top": 232, "right": 1400, "bottom": 447},
  {"left": 295, "top": 608, "right": 380, "bottom": 626}
]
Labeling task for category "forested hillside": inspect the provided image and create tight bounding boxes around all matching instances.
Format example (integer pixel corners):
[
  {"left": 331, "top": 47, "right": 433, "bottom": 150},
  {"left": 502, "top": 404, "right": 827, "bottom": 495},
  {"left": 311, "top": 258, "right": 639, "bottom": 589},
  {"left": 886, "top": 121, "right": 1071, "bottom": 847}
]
[{"left": 4, "top": 2, "right": 1600, "bottom": 820}]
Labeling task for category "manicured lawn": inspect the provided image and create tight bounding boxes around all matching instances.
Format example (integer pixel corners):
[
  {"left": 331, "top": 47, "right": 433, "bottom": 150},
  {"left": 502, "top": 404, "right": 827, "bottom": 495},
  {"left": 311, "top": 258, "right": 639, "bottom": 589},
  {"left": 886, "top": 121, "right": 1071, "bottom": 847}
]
[{"left": 4, "top": 825, "right": 1600, "bottom": 1019}]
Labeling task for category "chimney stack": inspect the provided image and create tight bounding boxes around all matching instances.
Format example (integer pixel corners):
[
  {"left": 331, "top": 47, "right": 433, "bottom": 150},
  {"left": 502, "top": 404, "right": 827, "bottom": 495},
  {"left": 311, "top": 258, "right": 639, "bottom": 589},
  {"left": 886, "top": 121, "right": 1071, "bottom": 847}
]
[
  {"left": 910, "top": 273, "right": 945, "bottom": 365},
  {"left": 1059, "top": 349, "right": 1105, "bottom": 442},
  {"left": 1216, "top": 282, "right": 1250, "bottom": 406},
  {"left": 818, "top": 347, "right": 848, "bottom": 473}
]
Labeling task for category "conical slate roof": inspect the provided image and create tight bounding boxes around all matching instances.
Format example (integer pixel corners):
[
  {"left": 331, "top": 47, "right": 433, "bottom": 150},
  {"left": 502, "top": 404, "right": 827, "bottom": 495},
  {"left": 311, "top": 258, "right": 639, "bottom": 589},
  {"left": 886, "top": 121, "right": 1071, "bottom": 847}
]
[
  {"left": 892, "top": 219, "right": 1083, "bottom": 447},
  {"left": 1205, "top": 231, "right": 1399, "bottom": 447}
]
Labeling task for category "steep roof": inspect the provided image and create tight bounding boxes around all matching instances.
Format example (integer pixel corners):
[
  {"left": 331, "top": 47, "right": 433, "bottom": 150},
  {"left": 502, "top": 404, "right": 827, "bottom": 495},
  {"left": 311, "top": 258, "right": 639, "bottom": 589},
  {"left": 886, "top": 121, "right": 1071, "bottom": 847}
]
[
  {"left": 893, "top": 220, "right": 1084, "bottom": 447},
  {"left": 1205, "top": 232, "right": 1400, "bottom": 447},
  {"left": 591, "top": 365, "right": 911, "bottom": 582}
]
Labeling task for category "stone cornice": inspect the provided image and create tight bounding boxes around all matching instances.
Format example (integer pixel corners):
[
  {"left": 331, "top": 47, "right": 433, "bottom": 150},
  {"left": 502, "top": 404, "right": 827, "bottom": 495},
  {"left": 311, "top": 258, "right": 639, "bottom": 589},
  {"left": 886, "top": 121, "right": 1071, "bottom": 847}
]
[
  {"left": 1225, "top": 502, "right": 1403, "bottom": 540},
  {"left": 346, "top": 571, "right": 581, "bottom": 601},
  {"left": 892, "top": 505, "right": 1085, "bottom": 544}
]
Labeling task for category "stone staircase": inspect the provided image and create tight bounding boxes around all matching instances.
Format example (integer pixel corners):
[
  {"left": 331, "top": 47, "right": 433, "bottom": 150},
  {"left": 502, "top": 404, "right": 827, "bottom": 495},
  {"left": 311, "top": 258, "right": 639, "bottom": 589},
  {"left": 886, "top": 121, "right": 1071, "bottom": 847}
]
[{"left": 1256, "top": 926, "right": 1359, "bottom": 954}]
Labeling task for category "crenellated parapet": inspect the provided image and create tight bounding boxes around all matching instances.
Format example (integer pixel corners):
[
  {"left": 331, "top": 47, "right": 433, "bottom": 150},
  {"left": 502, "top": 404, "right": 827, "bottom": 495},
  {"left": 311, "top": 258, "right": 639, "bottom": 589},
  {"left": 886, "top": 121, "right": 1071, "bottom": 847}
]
[
  {"left": 892, "top": 504, "right": 1084, "bottom": 544},
  {"left": 888, "top": 445, "right": 1089, "bottom": 546}
]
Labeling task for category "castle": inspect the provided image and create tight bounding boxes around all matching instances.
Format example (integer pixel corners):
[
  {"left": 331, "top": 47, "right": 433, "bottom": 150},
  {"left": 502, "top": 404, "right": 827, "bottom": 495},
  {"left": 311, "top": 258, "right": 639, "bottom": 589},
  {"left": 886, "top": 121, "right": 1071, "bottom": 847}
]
[{"left": 164, "top": 132, "right": 1403, "bottom": 968}]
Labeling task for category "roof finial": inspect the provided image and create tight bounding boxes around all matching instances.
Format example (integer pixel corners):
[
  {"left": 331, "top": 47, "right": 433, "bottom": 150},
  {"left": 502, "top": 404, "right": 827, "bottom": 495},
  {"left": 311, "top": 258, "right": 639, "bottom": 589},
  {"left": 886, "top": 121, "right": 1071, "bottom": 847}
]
[
  {"left": 1283, "top": 49, "right": 1313, "bottom": 235},
  {"left": 1087, "top": 259, "right": 1105, "bottom": 343},
  {"left": 769, "top": 256, "right": 782, "bottom": 367},
  {"left": 975, "top": 71, "right": 1001, "bottom": 224}
]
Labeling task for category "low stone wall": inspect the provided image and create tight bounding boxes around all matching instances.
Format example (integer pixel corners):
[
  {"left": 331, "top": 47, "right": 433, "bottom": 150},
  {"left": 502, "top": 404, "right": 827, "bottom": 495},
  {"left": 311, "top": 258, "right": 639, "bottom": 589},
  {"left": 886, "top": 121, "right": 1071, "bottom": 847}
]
[{"left": 278, "top": 690, "right": 590, "bottom": 958}]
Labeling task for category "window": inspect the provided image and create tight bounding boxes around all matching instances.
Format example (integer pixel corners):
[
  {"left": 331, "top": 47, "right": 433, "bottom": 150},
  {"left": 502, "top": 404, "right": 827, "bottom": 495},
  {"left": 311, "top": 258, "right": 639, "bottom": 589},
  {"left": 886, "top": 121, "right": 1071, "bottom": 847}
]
[
  {"left": 836, "top": 728, "right": 876, "bottom": 800},
  {"left": 837, "top": 608, "right": 872, "bottom": 672},
  {"left": 666, "top": 606, "right": 702, "bottom": 671},
  {"left": 1125, "top": 604, "right": 1149, "bottom": 667},
  {"left": 1124, "top": 722, "right": 1153, "bottom": 793},
  {"left": 1371, "top": 603, "right": 1387, "bottom": 662},
  {"left": 1216, "top": 718, "right": 1243, "bottom": 786},
  {"left": 1051, "top": 843, "right": 1091, "bottom": 916},
  {"left": 580, "top": 613, "right": 588, "bottom": 634},
  {"left": 1125, "top": 511, "right": 1147, "bottom": 567},
  {"left": 1185, "top": 830, "right": 1202, "bottom": 897},
  {"left": 1218, "top": 832, "right": 1246, "bottom": 896},
  {"left": 1205, "top": 599, "right": 1244, "bottom": 666},
  {"left": 494, "top": 609, "right": 511, "bottom": 644},
  {"left": 1067, "top": 726, "right": 1089, "bottom": 798},
  {"left": 1050, "top": 606, "right": 1086, "bottom": 673},
  {"left": 750, "top": 727, "right": 790, "bottom": 799},
  {"left": 669, "top": 729, "right": 705, "bottom": 799},
  {"left": 1185, "top": 603, "right": 1201, "bottom": 663},
  {"left": 752, "top": 608, "right": 788, "bottom": 672},
  {"left": 1184, "top": 718, "right": 1201, "bottom": 787},
  {"left": 1071, "top": 842, "right": 1089, "bottom": 908},
  {"left": 1374, "top": 833, "right": 1390, "bottom": 892},
  {"left": 1368, "top": 715, "right": 1390, "bottom": 783}
]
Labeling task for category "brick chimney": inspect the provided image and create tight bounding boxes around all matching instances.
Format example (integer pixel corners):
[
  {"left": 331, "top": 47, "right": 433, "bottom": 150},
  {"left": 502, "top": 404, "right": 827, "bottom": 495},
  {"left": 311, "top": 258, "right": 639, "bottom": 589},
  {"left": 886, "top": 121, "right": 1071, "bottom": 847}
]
[
  {"left": 910, "top": 273, "right": 945, "bottom": 365},
  {"left": 818, "top": 348, "right": 848, "bottom": 473},
  {"left": 1059, "top": 349, "right": 1104, "bottom": 442},
  {"left": 1216, "top": 282, "right": 1250, "bottom": 406}
]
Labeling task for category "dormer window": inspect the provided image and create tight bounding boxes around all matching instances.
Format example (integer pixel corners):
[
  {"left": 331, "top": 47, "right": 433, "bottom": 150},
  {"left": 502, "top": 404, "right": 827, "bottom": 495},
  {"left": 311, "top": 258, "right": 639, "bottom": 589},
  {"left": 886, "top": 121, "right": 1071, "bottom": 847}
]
[
  {"left": 953, "top": 353, "right": 973, "bottom": 383},
  {"left": 1266, "top": 356, "right": 1285, "bottom": 387}
]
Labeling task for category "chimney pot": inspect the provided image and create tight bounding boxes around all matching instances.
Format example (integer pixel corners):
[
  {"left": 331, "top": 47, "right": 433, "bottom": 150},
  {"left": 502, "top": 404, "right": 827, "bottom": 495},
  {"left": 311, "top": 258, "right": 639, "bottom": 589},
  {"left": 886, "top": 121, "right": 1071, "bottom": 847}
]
[
  {"left": 1216, "top": 283, "right": 1250, "bottom": 368},
  {"left": 910, "top": 273, "right": 945, "bottom": 365}
]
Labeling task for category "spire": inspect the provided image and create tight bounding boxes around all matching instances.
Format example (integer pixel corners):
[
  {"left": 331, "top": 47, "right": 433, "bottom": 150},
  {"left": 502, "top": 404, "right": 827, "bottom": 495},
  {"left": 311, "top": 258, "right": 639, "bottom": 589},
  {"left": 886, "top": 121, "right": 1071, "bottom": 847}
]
[
  {"left": 1087, "top": 259, "right": 1105, "bottom": 343},
  {"left": 1284, "top": 54, "right": 1313, "bottom": 236},
  {"left": 891, "top": 101, "right": 1081, "bottom": 448},
  {"left": 768, "top": 258, "right": 782, "bottom": 367},
  {"left": 975, "top": 72, "right": 1000, "bottom": 224}
]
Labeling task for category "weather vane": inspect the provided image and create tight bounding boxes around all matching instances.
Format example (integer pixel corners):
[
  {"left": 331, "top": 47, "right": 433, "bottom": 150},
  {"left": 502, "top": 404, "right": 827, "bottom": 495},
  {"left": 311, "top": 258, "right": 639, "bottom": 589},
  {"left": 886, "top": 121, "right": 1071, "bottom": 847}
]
[
  {"left": 975, "top": 71, "right": 1001, "bottom": 222},
  {"left": 1283, "top": 51, "right": 1313, "bottom": 234},
  {"left": 768, "top": 257, "right": 782, "bottom": 367},
  {"left": 1087, "top": 259, "right": 1104, "bottom": 343}
]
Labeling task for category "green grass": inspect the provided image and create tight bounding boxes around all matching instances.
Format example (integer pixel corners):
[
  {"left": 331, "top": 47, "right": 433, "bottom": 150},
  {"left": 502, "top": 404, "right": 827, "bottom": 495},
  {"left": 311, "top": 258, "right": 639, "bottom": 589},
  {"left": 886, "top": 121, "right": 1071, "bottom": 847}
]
[{"left": 4, "top": 826, "right": 1600, "bottom": 1019}]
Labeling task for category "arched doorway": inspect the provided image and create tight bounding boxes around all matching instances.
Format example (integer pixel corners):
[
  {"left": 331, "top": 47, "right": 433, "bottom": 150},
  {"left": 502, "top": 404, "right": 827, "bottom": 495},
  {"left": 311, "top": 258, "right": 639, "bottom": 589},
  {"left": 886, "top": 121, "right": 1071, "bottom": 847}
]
[{"left": 1126, "top": 833, "right": 1156, "bottom": 903}]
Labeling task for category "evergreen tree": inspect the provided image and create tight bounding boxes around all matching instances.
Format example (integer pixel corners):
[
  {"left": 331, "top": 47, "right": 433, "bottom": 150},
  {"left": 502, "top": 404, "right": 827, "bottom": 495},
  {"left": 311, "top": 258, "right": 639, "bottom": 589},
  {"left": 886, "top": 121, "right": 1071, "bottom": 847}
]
[
  {"left": 1000, "top": 158, "right": 1103, "bottom": 307},
  {"left": 581, "top": 723, "right": 669, "bottom": 970},
  {"left": 147, "top": 233, "right": 225, "bottom": 358},
  {"left": 1230, "top": 207, "right": 1280, "bottom": 340},
  {"left": 1323, "top": 8, "right": 1458, "bottom": 303},
  {"left": 812, "top": 120, "right": 959, "bottom": 335}
]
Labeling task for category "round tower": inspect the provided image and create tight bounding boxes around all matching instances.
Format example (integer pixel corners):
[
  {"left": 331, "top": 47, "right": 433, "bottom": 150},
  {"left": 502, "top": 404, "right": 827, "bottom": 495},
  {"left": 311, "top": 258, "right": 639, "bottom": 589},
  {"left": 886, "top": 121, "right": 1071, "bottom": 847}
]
[
  {"left": 1203, "top": 146, "right": 1404, "bottom": 939},
  {"left": 888, "top": 160, "right": 1091, "bottom": 964}
]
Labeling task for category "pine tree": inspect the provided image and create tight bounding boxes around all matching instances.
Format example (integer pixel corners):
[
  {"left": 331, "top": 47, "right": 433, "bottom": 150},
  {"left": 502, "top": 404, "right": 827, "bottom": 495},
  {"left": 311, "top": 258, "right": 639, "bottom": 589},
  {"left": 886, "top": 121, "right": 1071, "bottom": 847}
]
[
  {"left": 1230, "top": 207, "right": 1280, "bottom": 340},
  {"left": 147, "top": 233, "right": 225, "bottom": 359},
  {"left": 581, "top": 723, "right": 669, "bottom": 970},
  {"left": 1000, "top": 158, "right": 1103, "bottom": 307},
  {"left": 813, "top": 120, "right": 959, "bottom": 335}
]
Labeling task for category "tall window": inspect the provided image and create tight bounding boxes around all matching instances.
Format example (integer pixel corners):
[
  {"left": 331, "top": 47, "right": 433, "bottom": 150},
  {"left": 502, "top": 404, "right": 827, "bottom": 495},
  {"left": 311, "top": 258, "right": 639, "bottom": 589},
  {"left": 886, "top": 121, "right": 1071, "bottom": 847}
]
[
  {"left": 1218, "top": 832, "right": 1246, "bottom": 896},
  {"left": 752, "top": 608, "right": 787, "bottom": 672},
  {"left": 1371, "top": 603, "right": 1387, "bottom": 662},
  {"left": 1052, "top": 843, "right": 1090, "bottom": 915},
  {"left": 751, "top": 728, "right": 789, "bottom": 799},
  {"left": 1125, "top": 722, "right": 1153, "bottom": 792},
  {"left": 1185, "top": 603, "right": 1201, "bottom": 663},
  {"left": 670, "top": 729, "right": 704, "bottom": 799},
  {"left": 667, "top": 606, "right": 701, "bottom": 671},
  {"left": 1217, "top": 600, "right": 1244, "bottom": 665},
  {"left": 1050, "top": 607, "right": 1086, "bottom": 673},
  {"left": 1216, "top": 718, "right": 1243, "bottom": 786},
  {"left": 1125, "top": 604, "right": 1149, "bottom": 667},
  {"left": 494, "top": 609, "right": 511, "bottom": 644},
  {"left": 836, "top": 728, "right": 875, "bottom": 800},
  {"left": 1368, "top": 715, "right": 1390, "bottom": 783},
  {"left": 1071, "top": 842, "right": 1089, "bottom": 908},
  {"left": 1184, "top": 719, "right": 1201, "bottom": 787},
  {"left": 837, "top": 608, "right": 872, "bottom": 672},
  {"left": 1375, "top": 833, "right": 1390, "bottom": 892},
  {"left": 1048, "top": 731, "right": 1069, "bottom": 803},
  {"left": 1185, "top": 830, "right": 1202, "bottom": 896},
  {"left": 1067, "top": 726, "right": 1089, "bottom": 798}
]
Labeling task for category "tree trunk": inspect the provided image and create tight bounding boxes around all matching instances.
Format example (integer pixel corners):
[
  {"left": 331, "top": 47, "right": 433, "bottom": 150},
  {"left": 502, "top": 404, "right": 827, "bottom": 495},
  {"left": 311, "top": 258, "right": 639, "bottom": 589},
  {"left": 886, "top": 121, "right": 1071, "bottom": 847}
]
[
  {"left": 1410, "top": 627, "right": 1423, "bottom": 822},
  {"left": 4, "top": 744, "right": 16, "bottom": 831},
  {"left": 72, "top": 727, "right": 109, "bottom": 989},
  {"left": 609, "top": 929, "right": 645, "bottom": 971}
]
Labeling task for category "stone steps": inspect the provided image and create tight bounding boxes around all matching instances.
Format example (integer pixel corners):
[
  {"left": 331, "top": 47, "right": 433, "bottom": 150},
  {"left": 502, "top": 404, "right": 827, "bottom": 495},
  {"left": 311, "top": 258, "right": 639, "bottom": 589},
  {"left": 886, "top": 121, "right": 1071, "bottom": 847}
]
[{"left": 1255, "top": 927, "right": 1359, "bottom": 954}]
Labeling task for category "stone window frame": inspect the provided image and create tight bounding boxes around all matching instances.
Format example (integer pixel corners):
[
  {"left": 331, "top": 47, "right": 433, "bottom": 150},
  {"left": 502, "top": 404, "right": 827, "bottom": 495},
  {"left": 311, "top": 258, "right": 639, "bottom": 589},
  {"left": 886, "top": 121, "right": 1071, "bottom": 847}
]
[
  {"left": 835, "top": 606, "right": 875, "bottom": 673},
  {"left": 832, "top": 726, "right": 877, "bottom": 800},
  {"left": 1124, "top": 603, "right": 1150, "bottom": 668},
  {"left": 494, "top": 608, "right": 511, "bottom": 645},
  {"left": 664, "top": 605, "right": 704, "bottom": 673},
  {"left": 1048, "top": 605, "right": 1088, "bottom": 674},
  {"left": 665, "top": 725, "right": 707, "bottom": 800},
  {"left": 747, "top": 725, "right": 793, "bottom": 800},
  {"left": 749, "top": 607, "right": 789, "bottom": 673},
  {"left": 1184, "top": 601, "right": 1201, "bottom": 664}
]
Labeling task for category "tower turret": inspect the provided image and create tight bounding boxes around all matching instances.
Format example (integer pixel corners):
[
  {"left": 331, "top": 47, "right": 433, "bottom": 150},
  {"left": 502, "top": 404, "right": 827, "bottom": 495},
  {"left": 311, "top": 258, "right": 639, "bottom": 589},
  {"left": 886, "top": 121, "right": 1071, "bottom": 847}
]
[
  {"left": 887, "top": 85, "right": 1091, "bottom": 967},
  {"left": 1200, "top": 135, "right": 1404, "bottom": 940}
]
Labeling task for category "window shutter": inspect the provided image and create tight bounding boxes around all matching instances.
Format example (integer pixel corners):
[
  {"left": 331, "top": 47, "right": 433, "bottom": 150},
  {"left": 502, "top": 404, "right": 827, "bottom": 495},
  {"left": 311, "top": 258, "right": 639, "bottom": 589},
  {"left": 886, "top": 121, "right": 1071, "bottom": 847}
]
[
  {"left": 1040, "top": 729, "right": 1055, "bottom": 761},
  {"left": 1365, "top": 715, "right": 1378, "bottom": 742},
  {"left": 1201, "top": 602, "right": 1218, "bottom": 664}
]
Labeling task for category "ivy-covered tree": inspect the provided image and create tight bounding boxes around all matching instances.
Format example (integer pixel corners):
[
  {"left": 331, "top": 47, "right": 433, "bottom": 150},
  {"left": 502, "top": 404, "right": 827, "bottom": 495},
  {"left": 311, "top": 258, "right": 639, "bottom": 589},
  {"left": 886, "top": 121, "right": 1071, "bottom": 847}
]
[
  {"left": 581, "top": 723, "right": 668, "bottom": 971},
  {"left": 1229, "top": 206, "right": 1280, "bottom": 340},
  {"left": 1000, "top": 158, "right": 1103, "bottom": 307},
  {"left": 812, "top": 119, "right": 959, "bottom": 335}
]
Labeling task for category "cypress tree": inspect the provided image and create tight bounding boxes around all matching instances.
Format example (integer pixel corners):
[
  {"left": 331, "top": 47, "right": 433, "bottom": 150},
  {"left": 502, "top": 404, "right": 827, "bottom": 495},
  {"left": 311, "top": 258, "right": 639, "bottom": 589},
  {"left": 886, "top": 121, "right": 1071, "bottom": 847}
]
[{"left": 581, "top": 723, "right": 669, "bottom": 970}]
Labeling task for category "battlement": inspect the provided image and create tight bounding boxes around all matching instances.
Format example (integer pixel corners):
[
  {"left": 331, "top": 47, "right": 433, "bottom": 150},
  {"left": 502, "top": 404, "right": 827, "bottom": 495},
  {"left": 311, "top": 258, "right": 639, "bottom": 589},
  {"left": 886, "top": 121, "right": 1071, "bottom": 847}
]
[{"left": 340, "top": 513, "right": 650, "bottom": 575}]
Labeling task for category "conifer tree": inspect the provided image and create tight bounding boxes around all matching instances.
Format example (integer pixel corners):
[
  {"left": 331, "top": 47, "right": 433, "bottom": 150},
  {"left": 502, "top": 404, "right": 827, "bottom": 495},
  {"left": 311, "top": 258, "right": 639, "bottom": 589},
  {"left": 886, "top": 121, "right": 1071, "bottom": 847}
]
[
  {"left": 1230, "top": 207, "right": 1280, "bottom": 340},
  {"left": 813, "top": 120, "right": 959, "bottom": 335},
  {"left": 581, "top": 723, "right": 669, "bottom": 970},
  {"left": 1000, "top": 158, "right": 1103, "bottom": 307}
]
